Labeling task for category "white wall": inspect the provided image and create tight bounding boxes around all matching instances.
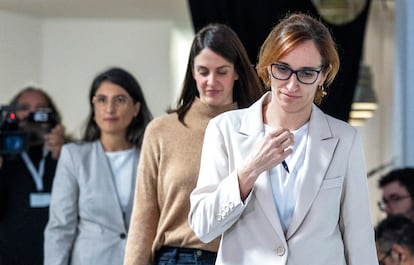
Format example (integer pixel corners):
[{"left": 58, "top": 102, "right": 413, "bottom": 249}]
[
  {"left": 41, "top": 19, "right": 179, "bottom": 137},
  {"left": 1, "top": 11, "right": 194, "bottom": 138},
  {"left": 0, "top": 10, "right": 42, "bottom": 101}
]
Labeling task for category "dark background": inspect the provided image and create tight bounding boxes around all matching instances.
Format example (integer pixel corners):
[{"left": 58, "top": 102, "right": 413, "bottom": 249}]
[{"left": 188, "top": 0, "right": 371, "bottom": 122}]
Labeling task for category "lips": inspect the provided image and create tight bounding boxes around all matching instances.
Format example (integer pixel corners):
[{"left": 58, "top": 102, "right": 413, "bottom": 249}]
[
  {"left": 205, "top": 89, "right": 221, "bottom": 96},
  {"left": 103, "top": 117, "right": 118, "bottom": 121},
  {"left": 282, "top": 91, "right": 299, "bottom": 99}
]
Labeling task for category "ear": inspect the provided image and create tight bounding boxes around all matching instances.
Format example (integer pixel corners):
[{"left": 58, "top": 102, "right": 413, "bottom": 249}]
[
  {"left": 133, "top": 102, "right": 141, "bottom": 117},
  {"left": 392, "top": 243, "right": 409, "bottom": 262},
  {"left": 318, "top": 64, "right": 332, "bottom": 86},
  {"left": 234, "top": 72, "right": 239, "bottom": 80}
]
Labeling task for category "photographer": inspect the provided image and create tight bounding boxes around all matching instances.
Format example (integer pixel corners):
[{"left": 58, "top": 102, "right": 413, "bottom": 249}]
[{"left": 0, "top": 86, "right": 68, "bottom": 265}]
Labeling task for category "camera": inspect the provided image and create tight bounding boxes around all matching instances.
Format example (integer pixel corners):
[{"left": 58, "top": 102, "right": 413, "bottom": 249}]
[{"left": 0, "top": 104, "right": 57, "bottom": 155}]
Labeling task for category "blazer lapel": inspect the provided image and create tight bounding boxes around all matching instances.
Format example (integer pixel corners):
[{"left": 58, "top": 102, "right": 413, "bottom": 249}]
[
  {"left": 124, "top": 149, "right": 139, "bottom": 229},
  {"left": 254, "top": 171, "right": 286, "bottom": 240},
  {"left": 93, "top": 141, "right": 127, "bottom": 230},
  {"left": 286, "top": 106, "right": 338, "bottom": 239},
  {"left": 239, "top": 93, "right": 286, "bottom": 240}
]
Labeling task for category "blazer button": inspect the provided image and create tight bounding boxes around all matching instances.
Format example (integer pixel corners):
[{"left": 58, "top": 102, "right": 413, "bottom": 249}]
[
  {"left": 215, "top": 214, "right": 223, "bottom": 221},
  {"left": 276, "top": 246, "right": 285, "bottom": 256},
  {"left": 120, "top": 233, "right": 126, "bottom": 239}
]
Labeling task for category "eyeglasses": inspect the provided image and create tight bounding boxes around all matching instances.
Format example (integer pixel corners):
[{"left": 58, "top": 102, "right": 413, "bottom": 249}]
[
  {"left": 377, "top": 194, "right": 412, "bottom": 211},
  {"left": 378, "top": 248, "right": 392, "bottom": 265},
  {"left": 92, "top": 95, "right": 132, "bottom": 107},
  {"left": 270, "top": 63, "right": 324, "bottom": 85}
]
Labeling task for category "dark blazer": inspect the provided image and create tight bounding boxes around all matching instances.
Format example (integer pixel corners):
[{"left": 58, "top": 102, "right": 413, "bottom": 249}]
[{"left": 44, "top": 141, "right": 139, "bottom": 265}]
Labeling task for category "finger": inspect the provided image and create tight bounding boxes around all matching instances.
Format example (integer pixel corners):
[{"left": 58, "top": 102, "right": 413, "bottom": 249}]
[
  {"left": 53, "top": 124, "right": 64, "bottom": 133},
  {"left": 267, "top": 130, "right": 293, "bottom": 150},
  {"left": 280, "top": 133, "right": 294, "bottom": 150},
  {"left": 271, "top": 127, "right": 290, "bottom": 137}
]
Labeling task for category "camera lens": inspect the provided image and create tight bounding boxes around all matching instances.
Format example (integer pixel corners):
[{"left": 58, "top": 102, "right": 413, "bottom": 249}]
[
  {"left": 5, "top": 135, "right": 24, "bottom": 150},
  {"left": 0, "top": 132, "right": 28, "bottom": 154}
]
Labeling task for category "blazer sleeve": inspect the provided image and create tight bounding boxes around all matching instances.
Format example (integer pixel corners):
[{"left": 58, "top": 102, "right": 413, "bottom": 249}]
[
  {"left": 339, "top": 131, "right": 379, "bottom": 265},
  {"left": 189, "top": 119, "right": 248, "bottom": 243},
  {"left": 44, "top": 145, "right": 79, "bottom": 265}
]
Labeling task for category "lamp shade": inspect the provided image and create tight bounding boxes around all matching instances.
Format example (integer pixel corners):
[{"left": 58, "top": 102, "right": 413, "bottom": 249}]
[{"left": 349, "top": 64, "right": 378, "bottom": 125}]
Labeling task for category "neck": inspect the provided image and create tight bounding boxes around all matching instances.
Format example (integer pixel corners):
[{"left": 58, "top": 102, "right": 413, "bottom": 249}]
[
  {"left": 263, "top": 100, "right": 312, "bottom": 130},
  {"left": 193, "top": 97, "right": 238, "bottom": 119},
  {"left": 100, "top": 134, "right": 132, "bottom": 152}
]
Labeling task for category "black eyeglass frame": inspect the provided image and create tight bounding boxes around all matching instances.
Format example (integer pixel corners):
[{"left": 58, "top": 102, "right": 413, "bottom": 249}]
[
  {"left": 270, "top": 63, "right": 325, "bottom": 85},
  {"left": 377, "top": 194, "right": 412, "bottom": 211}
]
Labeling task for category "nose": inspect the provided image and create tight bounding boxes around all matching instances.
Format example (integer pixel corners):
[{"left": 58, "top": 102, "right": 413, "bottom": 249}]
[
  {"left": 286, "top": 73, "right": 299, "bottom": 92},
  {"left": 384, "top": 204, "right": 393, "bottom": 215},
  {"left": 105, "top": 100, "right": 116, "bottom": 112},
  {"left": 207, "top": 73, "right": 217, "bottom": 86}
]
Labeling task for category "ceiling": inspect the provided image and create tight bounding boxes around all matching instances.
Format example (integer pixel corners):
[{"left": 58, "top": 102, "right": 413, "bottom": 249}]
[
  {"left": 0, "top": 0, "right": 191, "bottom": 27},
  {"left": 0, "top": 0, "right": 394, "bottom": 29}
]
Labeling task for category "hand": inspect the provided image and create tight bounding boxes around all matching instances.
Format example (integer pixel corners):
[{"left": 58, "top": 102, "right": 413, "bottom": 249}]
[
  {"left": 237, "top": 128, "right": 293, "bottom": 199},
  {"left": 43, "top": 124, "right": 65, "bottom": 160}
]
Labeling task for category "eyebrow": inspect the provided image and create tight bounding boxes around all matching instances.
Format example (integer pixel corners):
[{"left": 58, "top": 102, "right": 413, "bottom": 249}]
[
  {"left": 195, "top": 65, "right": 232, "bottom": 70},
  {"left": 275, "top": 62, "right": 322, "bottom": 70},
  {"left": 94, "top": 93, "right": 128, "bottom": 97},
  {"left": 388, "top": 193, "right": 409, "bottom": 197},
  {"left": 383, "top": 193, "right": 410, "bottom": 200}
]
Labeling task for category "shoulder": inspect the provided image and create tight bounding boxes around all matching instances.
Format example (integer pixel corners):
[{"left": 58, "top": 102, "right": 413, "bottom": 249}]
[
  {"left": 326, "top": 114, "right": 356, "bottom": 135},
  {"left": 211, "top": 108, "right": 247, "bottom": 126},
  {"left": 211, "top": 92, "right": 268, "bottom": 126},
  {"left": 144, "top": 113, "right": 184, "bottom": 139},
  {"left": 146, "top": 113, "right": 178, "bottom": 130},
  {"left": 313, "top": 106, "right": 358, "bottom": 140},
  {"left": 63, "top": 141, "right": 93, "bottom": 150},
  {"left": 61, "top": 141, "right": 97, "bottom": 156},
  {"left": 210, "top": 95, "right": 265, "bottom": 130}
]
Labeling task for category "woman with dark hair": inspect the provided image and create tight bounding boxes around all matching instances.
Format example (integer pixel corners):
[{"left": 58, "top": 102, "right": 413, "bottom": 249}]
[
  {"left": 0, "top": 87, "right": 66, "bottom": 265},
  {"left": 123, "top": 23, "right": 264, "bottom": 265},
  {"left": 189, "top": 13, "right": 378, "bottom": 264},
  {"left": 44, "top": 67, "right": 153, "bottom": 265}
]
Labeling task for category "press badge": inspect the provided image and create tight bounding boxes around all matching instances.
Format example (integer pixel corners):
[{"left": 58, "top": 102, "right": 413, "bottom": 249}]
[{"left": 30, "top": 192, "right": 51, "bottom": 208}]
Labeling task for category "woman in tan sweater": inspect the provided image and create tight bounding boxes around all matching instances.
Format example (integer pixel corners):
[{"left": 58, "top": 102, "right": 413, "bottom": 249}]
[{"left": 123, "top": 23, "right": 264, "bottom": 265}]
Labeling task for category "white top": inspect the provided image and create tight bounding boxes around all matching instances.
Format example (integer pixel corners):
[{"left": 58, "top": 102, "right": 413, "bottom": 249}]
[
  {"left": 265, "top": 122, "right": 309, "bottom": 234},
  {"left": 105, "top": 148, "right": 138, "bottom": 211}
]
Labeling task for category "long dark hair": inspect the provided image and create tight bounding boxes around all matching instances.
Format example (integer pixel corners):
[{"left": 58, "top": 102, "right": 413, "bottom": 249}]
[
  {"left": 82, "top": 67, "right": 153, "bottom": 148},
  {"left": 169, "top": 23, "right": 264, "bottom": 123}
]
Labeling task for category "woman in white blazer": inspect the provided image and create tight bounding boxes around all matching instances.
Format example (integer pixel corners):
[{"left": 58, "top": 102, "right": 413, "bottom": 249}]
[
  {"left": 189, "top": 13, "right": 379, "bottom": 265},
  {"left": 44, "top": 67, "right": 152, "bottom": 265}
]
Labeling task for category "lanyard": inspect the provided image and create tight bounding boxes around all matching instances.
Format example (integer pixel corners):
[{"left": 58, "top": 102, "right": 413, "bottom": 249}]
[{"left": 21, "top": 149, "right": 48, "bottom": 191}]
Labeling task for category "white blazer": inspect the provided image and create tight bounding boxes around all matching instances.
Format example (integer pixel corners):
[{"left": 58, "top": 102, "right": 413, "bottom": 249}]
[
  {"left": 44, "top": 141, "right": 139, "bottom": 265},
  {"left": 189, "top": 92, "right": 378, "bottom": 265}
]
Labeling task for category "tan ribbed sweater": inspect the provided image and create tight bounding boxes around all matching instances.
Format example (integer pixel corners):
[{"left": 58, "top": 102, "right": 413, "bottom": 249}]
[{"left": 124, "top": 98, "right": 237, "bottom": 265}]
